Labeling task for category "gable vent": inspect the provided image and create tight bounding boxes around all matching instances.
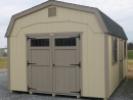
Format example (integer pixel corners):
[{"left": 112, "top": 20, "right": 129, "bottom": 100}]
[{"left": 48, "top": 7, "right": 56, "bottom": 17}]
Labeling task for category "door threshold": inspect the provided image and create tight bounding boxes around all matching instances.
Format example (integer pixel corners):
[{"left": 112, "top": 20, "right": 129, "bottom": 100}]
[{"left": 28, "top": 89, "right": 80, "bottom": 98}]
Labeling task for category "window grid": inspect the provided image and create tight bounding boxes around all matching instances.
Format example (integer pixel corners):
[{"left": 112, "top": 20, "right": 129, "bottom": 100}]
[
  {"left": 55, "top": 38, "right": 76, "bottom": 46},
  {"left": 31, "top": 39, "right": 49, "bottom": 47}
]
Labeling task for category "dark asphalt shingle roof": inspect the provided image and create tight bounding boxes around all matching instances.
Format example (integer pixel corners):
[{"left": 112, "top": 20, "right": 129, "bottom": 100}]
[{"left": 99, "top": 11, "right": 128, "bottom": 40}]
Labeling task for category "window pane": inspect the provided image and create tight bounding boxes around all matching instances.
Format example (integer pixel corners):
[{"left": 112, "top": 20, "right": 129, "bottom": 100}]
[
  {"left": 55, "top": 38, "right": 76, "bottom": 46},
  {"left": 112, "top": 38, "right": 117, "bottom": 64},
  {"left": 124, "top": 41, "right": 127, "bottom": 58},
  {"left": 31, "top": 39, "right": 49, "bottom": 47},
  {"left": 114, "top": 39, "right": 117, "bottom": 62}
]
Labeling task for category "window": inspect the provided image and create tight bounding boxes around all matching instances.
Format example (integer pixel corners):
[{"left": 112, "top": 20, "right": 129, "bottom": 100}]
[
  {"left": 55, "top": 38, "right": 76, "bottom": 46},
  {"left": 112, "top": 38, "right": 117, "bottom": 64},
  {"left": 124, "top": 41, "right": 127, "bottom": 58},
  {"left": 48, "top": 7, "right": 56, "bottom": 17},
  {"left": 31, "top": 39, "right": 49, "bottom": 47}
]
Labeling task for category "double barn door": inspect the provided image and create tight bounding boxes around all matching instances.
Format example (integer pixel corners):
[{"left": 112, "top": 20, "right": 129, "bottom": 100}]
[{"left": 27, "top": 34, "right": 80, "bottom": 94}]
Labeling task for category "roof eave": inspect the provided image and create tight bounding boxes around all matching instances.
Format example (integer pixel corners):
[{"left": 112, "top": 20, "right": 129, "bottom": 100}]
[
  {"left": 5, "top": 0, "right": 53, "bottom": 37},
  {"left": 5, "top": 1, "right": 102, "bottom": 37}
]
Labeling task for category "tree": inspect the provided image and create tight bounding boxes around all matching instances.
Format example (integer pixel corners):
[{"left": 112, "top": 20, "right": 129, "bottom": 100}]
[{"left": 128, "top": 42, "right": 133, "bottom": 50}]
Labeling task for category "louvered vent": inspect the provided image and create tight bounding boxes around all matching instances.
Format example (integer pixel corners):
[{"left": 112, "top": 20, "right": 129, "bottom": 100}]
[{"left": 48, "top": 7, "right": 56, "bottom": 17}]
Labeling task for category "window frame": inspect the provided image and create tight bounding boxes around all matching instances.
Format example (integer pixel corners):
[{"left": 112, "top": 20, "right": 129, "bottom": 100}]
[
  {"left": 112, "top": 37, "right": 118, "bottom": 64},
  {"left": 124, "top": 41, "right": 127, "bottom": 58},
  {"left": 30, "top": 38, "right": 50, "bottom": 47},
  {"left": 55, "top": 37, "right": 77, "bottom": 47}
]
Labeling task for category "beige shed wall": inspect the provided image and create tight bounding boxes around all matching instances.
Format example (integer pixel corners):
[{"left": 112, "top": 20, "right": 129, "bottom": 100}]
[
  {"left": 108, "top": 35, "right": 127, "bottom": 97},
  {"left": 9, "top": 6, "right": 106, "bottom": 98}
]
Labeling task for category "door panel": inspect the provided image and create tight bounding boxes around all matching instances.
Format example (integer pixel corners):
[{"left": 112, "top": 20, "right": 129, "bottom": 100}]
[
  {"left": 28, "top": 37, "right": 52, "bottom": 92},
  {"left": 53, "top": 35, "right": 80, "bottom": 93},
  {"left": 31, "top": 66, "right": 52, "bottom": 91},
  {"left": 54, "top": 67, "right": 79, "bottom": 92},
  {"left": 54, "top": 50, "right": 77, "bottom": 66},
  {"left": 31, "top": 50, "right": 50, "bottom": 65}
]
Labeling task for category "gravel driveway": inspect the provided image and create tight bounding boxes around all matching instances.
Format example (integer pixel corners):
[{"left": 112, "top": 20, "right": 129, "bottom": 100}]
[
  {"left": 0, "top": 69, "right": 92, "bottom": 100},
  {"left": 0, "top": 69, "right": 133, "bottom": 100},
  {"left": 110, "top": 79, "right": 133, "bottom": 100}
]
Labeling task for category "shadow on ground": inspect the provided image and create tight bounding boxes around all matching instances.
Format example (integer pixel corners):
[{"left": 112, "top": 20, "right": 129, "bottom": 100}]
[{"left": 0, "top": 70, "right": 133, "bottom": 100}]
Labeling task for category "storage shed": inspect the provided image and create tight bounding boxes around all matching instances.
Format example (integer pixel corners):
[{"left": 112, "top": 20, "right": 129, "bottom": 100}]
[{"left": 6, "top": 0, "right": 128, "bottom": 99}]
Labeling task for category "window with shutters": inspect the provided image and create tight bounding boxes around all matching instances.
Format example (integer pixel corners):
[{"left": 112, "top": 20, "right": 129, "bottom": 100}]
[{"left": 112, "top": 38, "right": 118, "bottom": 64}]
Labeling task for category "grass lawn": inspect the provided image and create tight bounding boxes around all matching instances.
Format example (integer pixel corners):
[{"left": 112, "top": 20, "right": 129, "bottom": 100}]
[
  {"left": 128, "top": 50, "right": 133, "bottom": 78},
  {"left": 0, "top": 57, "right": 7, "bottom": 69},
  {"left": 128, "top": 50, "right": 133, "bottom": 59}
]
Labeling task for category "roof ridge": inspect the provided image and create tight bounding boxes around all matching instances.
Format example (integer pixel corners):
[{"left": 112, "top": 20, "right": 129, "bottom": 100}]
[{"left": 54, "top": 0, "right": 96, "bottom": 9}]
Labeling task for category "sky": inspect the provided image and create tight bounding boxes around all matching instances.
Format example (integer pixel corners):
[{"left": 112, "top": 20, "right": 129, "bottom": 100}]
[{"left": 0, "top": 0, "right": 133, "bottom": 48}]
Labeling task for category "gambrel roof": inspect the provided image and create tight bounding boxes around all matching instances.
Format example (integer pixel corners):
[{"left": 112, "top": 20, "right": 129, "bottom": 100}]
[{"left": 5, "top": 0, "right": 127, "bottom": 40}]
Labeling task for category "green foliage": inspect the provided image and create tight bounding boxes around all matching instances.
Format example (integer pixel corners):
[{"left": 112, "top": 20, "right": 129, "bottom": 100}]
[{"left": 128, "top": 50, "right": 133, "bottom": 59}]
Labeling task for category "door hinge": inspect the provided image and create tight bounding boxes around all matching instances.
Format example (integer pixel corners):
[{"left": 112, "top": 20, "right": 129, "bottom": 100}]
[
  {"left": 27, "top": 61, "right": 36, "bottom": 66},
  {"left": 27, "top": 61, "right": 30, "bottom": 66},
  {"left": 70, "top": 62, "right": 81, "bottom": 67},
  {"left": 79, "top": 62, "right": 81, "bottom": 67},
  {"left": 78, "top": 62, "right": 81, "bottom": 68}
]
